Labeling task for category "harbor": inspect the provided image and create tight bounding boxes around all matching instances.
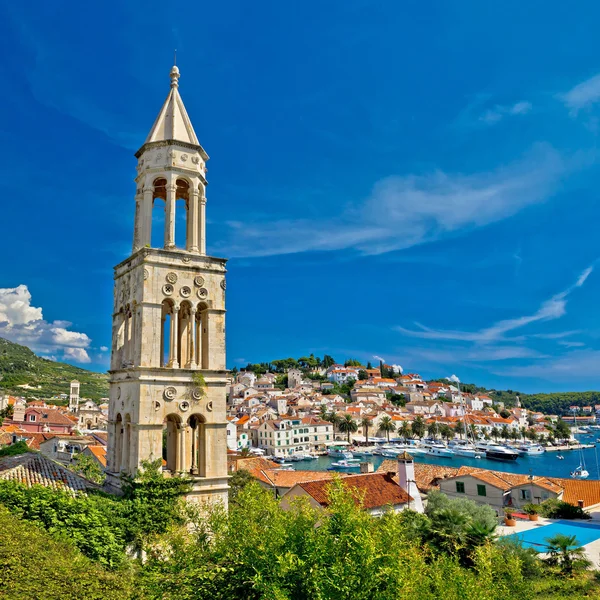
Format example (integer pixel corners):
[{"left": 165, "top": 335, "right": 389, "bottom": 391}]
[{"left": 287, "top": 436, "right": 600, "bottom": 480}]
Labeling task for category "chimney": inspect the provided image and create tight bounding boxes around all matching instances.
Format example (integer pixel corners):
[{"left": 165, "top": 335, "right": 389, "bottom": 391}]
[
  {"left": 360, "top": 461, "right": 374, "bottom": 473},
  {"left": 397, "top": 451, "right": 424, "bottom": 513},
  {"left": 578, "top": 500, "right": 584, "bottom": 509}
]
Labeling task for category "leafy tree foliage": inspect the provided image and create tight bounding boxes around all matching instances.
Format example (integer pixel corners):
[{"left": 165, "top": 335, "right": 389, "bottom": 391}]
[
  {"left": 71, "top": 452, "right": 105, "bottom": 484},
  {"left": 379, "top": 415, "right": 396, "bottom": 441},
  {"left": 0, "top": 506, "right": 134, "bottom": 600},
  {"left": 338, "top": 414, "right": 358, "bottom": 442},
  {"left": 0, "top": 440, "right": 30, "bottom": 456}
]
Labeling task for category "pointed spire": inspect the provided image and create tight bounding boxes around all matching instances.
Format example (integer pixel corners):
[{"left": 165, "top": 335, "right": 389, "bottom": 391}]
[{"left": 145, "top": 64, "right": 199, "bottom": 145}]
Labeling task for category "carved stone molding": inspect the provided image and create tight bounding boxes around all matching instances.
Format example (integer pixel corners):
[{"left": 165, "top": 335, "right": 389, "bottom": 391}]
[{"left": 163, "top": 387, "right": 177, "bottom": 401}]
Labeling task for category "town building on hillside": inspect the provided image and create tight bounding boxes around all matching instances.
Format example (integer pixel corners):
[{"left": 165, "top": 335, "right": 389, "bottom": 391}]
[
  {"left": 39, "top": 435, "right": 99, "bottom": 466},
  {"left": 77, "top": 400, "right": 106, "bottom": 430},
  {"left": 439, "top": 467, "right": 600, "bottom": 514},
  {"left": 257, "top": 417, "right": 333, "bottom": 457},
  {"left": 7, "top": 406, "right": 75, "bottom": 434}
]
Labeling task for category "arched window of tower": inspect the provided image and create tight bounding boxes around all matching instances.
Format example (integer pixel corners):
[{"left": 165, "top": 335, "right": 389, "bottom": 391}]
[
  {"left": 175, "top": 179, "right": 190, "bottom": 249},
  {"left": 151, "top": 177, "right": 167, "bottom": 249},
  {"left": 160, "top": 299, "right": 175, "bottom": 367}
]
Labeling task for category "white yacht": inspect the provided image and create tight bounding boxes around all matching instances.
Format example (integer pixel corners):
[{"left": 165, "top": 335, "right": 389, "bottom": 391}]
[
  {"left": 516, "top": 444, "right": 545, "bottom": 456},
  {"left": 449, "top": 441, "right": 484, "bottom": 458},
  {"left": 425, "top": 443, "right": 454, "bottom": 458},
  {"left": 328, "top": 446, "right": 353, "bottom": 459}
]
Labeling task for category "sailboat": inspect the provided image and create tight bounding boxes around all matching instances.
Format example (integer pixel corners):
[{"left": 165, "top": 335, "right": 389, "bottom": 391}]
[
  {"left": 451, "top": 392, "right": 483, "bottom": 459},
  {"left": 571, "top": 410, "right": 589, "bottom": 479}
]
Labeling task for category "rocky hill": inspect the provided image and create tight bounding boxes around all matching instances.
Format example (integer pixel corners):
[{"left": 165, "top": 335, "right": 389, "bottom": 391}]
[{"left": 0, "top": 337, "right": 109, "bottom": 401}]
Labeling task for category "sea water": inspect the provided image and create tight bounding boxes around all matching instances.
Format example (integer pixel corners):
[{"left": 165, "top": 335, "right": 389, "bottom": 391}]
[{"left": 293, "top": 436, "right": 600, "bottom": 480}]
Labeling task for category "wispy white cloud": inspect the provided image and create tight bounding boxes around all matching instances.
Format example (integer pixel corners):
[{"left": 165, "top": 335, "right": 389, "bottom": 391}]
[
  {"left": 498, "top": 349, "right": 600, "bottom": 380},
  {"left": 373, "top": 355, "right": 386, "bottom": 363},
  {"left": 397, "top": 266, "right": 593, "bottom": 344},
  {"left": 0, "top": 285, "right": 92, "bottom": 364},
  {"left": 216, "top": 144, "right": 565, "bottom": 258},
  {"left": 560, "top": 73, "right": 600, "bottom": 114},
  {"left": 480, "top": 101, "right": 532, "bottom": 125}
]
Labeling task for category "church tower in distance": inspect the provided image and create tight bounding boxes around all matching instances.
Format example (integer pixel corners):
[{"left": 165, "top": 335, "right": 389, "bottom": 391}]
[{"left": 105, "top": 64, "right": 229, "bottom": 507}]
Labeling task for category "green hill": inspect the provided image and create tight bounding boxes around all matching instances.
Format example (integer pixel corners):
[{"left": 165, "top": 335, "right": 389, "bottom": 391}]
[{"left": 0, "top": 338, "right": 108, "bottom": 402}]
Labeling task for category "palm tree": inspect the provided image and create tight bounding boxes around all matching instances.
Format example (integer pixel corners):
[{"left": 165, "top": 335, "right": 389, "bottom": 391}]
[
  {"left": 360, "top": 417, "right": 371, "bottom": 444},
  {"left": 454, "top": 421, "right": 465, "bottom": 439},
  {"left": 411, "top": 416, "right": 425, "bottom": 439},
  {"left": 500, "top": 425, "right": 510, "bottom": 441},
  {"left": 427, "top": 422, "right": 439, "bottom": 439},
  {"left": 440, "top": 424, "right": 454, "bottom": 441},
  {"left": 520, "top": 426, "right": 527, "bottom": 441},
  {"left": 490, "top": 427, "right": 500, "bottom": 441},
  {"left": 399, "top": 421, "right": 412, "bottom": 440},
  {"left": 337, "top": 414, "right": 358, "bottom": 443},
  {"left": 545, "top": 534, "right": 591, "bottom": 575},
  {"left": 379, "top": 415, "right": 396, "bottom": 442},
  {"left": 319, "top": 404, "right": 329, "bottom": 420}
]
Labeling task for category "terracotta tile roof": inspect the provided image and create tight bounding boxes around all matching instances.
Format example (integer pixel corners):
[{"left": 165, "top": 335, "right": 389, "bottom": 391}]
[
  {"left": 26, "top": 408, "right": 75, "bottom": 427},
  {"left": 259, "top": 469, "right": 345, "bottom": 489},
  {"left": 0, "top": 453, "right": 99, "bottom": 496},
  {"left": 377, "top": 460, "right": 459, "bottom": 492},
  {"left": 297, "top": 473, "right": 412, "bottom": 510},
  {"left": 228, "top": 456, "right": 280, "bottom": 472},
  {"left": 85, "top": 445, "right": 107, "bottom": 467}
]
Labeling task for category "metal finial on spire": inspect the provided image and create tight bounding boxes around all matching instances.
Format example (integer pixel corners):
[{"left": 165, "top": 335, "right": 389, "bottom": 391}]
[
  {"left": 173, "top": 48, "right": 177, "bottom": 66},
  {"left": 170, "top": 58, "right": 180, "bottom": 88}
]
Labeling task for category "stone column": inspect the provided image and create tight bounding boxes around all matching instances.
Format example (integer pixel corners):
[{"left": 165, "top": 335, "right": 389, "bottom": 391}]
[
  {"left": 130, "top": 306, "right": 137, "bottom": 367},
  {"left": 107, "top": 420, "right": 117, "bottom": 472},
  {"left": 190, "top": 423, "right": 198, "bottom": 474},
  {"left": 165, "top": 179, "right": 176, "bottom": 249},
  {"left": 178, "top": 423, "right": 188, "bottom": 472},
  {"left": 123, "top": 311, "right": 131, "bottom": 366},
  {"left": 199, "top": 193, "right": 206, "bottom": 255},
  {"left": 188, "top": 307, "right": 197, "bottom": 368},
  {"left": 142, "top": 187, "right": 154, "bottom": 247},
  {"left": 160, "top": 316, "right": 166, "bottom": 367},
  {"left": 188, "top": 187, "right": 199, "bottom": 253},
  {"left": 170, "top": 306, "right": 180, "bottom": 368},
  {"left": 120, "top": 423, "right": 129, "bottom": 473},
  {"left": 132, "top": 191, "right": 142, "bottom": 252}
]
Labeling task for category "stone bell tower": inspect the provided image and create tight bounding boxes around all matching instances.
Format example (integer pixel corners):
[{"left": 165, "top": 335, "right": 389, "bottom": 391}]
[{"left": 105, "top": 64, "right": 229, "bottom": 506}]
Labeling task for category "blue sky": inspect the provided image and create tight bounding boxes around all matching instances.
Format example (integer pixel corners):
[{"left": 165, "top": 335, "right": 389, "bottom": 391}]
[{"left": 2, "top": 1, "right": 600, "bottom": 392}]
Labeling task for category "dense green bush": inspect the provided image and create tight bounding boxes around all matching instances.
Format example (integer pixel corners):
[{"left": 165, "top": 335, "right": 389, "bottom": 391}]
[
  {"left": 0, "top": 506, "right": 134, "bottom": 600},
  {"left": 139, "top": 481, "right": 530, "bottom": 600},
  {"left": 538, "top": 498, "right": 591, "bottom": 520}
]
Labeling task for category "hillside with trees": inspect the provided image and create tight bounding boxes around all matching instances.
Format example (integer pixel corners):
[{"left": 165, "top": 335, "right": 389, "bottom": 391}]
[{"left": 0, "top": 337, "right": 108, "bottom": 401}]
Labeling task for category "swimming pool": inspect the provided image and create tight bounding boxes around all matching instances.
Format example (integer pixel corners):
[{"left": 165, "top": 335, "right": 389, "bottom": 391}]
[{"left": 504, "top": 520, "right": 600, "bottom": 551}]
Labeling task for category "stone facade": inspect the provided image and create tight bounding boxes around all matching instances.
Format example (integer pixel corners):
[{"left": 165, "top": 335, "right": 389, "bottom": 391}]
[{"left": 105, "top": 65, "right": 229, "bottom": 507}]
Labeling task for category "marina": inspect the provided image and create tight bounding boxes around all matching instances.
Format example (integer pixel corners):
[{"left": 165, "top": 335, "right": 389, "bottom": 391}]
[{"left": 291, "top": 436, "right": 600, "bottom": 480}]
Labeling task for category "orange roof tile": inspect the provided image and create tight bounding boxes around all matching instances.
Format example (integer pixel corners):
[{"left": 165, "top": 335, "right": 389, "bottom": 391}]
[{"left": 297, "top": 473, "right": 412, "bottom": 509}]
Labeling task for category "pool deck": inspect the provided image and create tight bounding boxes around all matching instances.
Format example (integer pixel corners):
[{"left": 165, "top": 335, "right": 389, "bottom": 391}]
[{"left": 498, "top": 517, "right": 600, "bottom": 568}]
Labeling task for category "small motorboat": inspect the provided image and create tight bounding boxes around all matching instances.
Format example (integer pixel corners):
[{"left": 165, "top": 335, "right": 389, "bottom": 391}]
[
  {"left": 330, "top": 460, "right": 362, "bottom": 469},
  {"left": 557, "top": 455, "right": 564, "bottom": 460}
]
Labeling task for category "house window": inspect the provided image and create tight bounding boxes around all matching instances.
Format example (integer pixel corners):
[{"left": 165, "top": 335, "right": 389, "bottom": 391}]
[
  {"left": 29, "top": 415, "right": 36, "bottom": 422},
  {"left": 477, "top": 484, "right": 486, "bottom": 497},
  {"left": 456, "top": 482, "right": 465, "bottom": 494},
  {"left": 520, "top": 489, "right": 531, "bottom": 501}
]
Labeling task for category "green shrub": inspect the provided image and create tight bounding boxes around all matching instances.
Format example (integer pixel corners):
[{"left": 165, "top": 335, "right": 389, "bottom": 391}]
[
  {"left": 539, "top": 498, "right": 591, "bottom": 520},
  {"left": 0, "top": 506, "right": 134, "bottom": 599}
]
